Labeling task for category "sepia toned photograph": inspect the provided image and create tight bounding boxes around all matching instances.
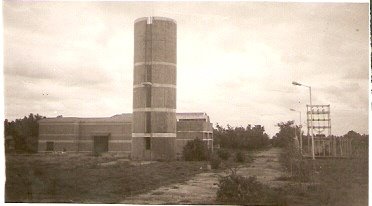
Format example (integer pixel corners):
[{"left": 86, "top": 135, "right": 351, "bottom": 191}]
[{"left": 3, "top": 1, "right": 369, "bottom": 205}]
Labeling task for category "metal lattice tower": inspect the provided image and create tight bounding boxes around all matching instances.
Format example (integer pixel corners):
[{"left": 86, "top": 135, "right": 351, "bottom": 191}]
[
  {"left": 306, "top": 104, "right": 332, "bottom": 156},
  {"left": 306, "top": 104, "right": 331, "bottom": 137}
]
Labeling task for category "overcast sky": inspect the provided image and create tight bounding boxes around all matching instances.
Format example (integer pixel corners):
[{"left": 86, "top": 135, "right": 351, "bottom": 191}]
[{"left": 3, "top": 1, "right": 369, "bottom": 136}]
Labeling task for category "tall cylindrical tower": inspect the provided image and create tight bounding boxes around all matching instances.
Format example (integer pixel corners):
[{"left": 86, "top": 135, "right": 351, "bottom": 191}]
[{"left": 132, "top": 17, "right": 177, "bottom": 160}]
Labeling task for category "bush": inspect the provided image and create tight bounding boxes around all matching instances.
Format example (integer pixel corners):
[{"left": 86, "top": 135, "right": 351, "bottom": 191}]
[
  {"left": 210, "top": 155, "right": 221, "bottom": 169},
  {"left": 183, "top": 139, "right": 209, "bottom": 161},
  {"left": 279, "top": 143, "right": 311, "bottom": 182},
  {"left": 234, "top": 151, "right": 245, "bottom": 163},
  {"left": 217, "top": 149, "right": 230, "bottom": 160},
  {"left": 217, "top": 170, "right": 285, "bottom": 205},
  {"left": 246, "top": 153, "right": 254, "bottom": 163}
]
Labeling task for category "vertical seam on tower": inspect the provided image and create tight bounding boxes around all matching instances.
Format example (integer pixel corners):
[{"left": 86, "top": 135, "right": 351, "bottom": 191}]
[{"left": 145, "top": 17, "right": 153, "bottom": 135}]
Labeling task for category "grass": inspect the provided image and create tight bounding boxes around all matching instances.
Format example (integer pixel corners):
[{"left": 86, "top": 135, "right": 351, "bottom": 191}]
[
  {"left": 216, "top": 168, "right": 286, "bottom": 205},
  {"left": 5, "top": 153, "right": 208, "bottom": 203},
  {"left": 278, "top": 146, "right": 368, "bottom": 206},
  {"left": 213, "top": 148, "right": 256, "bottom": 170},
  {"left": 311, "top": 158, "right": 368, "bottom": 206}
]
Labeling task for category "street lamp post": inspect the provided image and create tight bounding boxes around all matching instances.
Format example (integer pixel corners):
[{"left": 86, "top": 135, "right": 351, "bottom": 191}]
[
  {"left": 292, "top": 81, "right": 315, "bottom": 160},
  {"left": 290, "top": 108, "right": 302, "bottom": 155}
]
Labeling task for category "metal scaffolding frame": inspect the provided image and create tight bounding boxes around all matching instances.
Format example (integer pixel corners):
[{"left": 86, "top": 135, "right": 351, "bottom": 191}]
[{"left": 306, "top": 104, "right": 333, "bottom": 157}]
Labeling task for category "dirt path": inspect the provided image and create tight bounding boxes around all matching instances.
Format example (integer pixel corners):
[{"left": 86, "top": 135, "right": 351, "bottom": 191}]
[
  {"left": 236, "top": 147, "right": 286, "bottom": 188},
  {"left": 122, "top": 148, "right": 285, "bottom": 204}
]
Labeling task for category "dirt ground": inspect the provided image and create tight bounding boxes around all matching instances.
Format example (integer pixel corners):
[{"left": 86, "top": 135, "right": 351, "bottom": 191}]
[
  {"left": 7, "top": 148, "right": 366, "bottom": 205},
  {"left": 5, "top": 153, "right": 208, "bottom": 203},
  {"left": 123, "top": 148, "right": 286, "bottom": 204}
]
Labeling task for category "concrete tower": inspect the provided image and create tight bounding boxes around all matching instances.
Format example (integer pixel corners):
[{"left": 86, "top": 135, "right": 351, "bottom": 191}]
[{"left": 132, "top": 17, "right": 177, "bottom": 160}]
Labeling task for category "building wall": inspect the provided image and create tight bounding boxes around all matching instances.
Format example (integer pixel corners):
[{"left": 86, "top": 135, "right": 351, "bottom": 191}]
[
  {"left": 132, "top": 16, "right": 177, "bottom": 160},
  {"left": 38, "top": 118, "right": 132, "bottom": 156},
  {"left": 175, "top": 118, "right": 214, "bottom": 156},
  {"left": 38, "top": 121, "right": 79, "bottom": 152},
  {"left": 38, "top": 113, "right": 214, "bottom": 157}
]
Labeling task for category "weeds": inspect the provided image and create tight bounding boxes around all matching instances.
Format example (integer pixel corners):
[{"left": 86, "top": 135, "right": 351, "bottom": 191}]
[
  {"left": 279, "top": 143, "right": 312, "bottom": 182},
  {"left": 209, "top": 155, "right": 221, "bottom": 169},
  {"left": 216, "top": 168, "right": 286, "bottom": 205},
  {"left": 182, "top": 139, "right": 210, "bottom": 161},
  {"left": 234, "top": 151, "right": 245, "bottom": 163},
  {"left": 217, "top": 149, "right": 230, "bottom": 160}
]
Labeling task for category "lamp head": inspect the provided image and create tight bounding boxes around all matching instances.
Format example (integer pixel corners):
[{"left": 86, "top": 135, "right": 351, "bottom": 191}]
[{"left": 292, "top": 81, "right": 302, "bottom": 86}]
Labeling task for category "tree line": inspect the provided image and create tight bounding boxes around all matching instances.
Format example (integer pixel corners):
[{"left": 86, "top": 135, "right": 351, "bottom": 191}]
[
  {"left": 4, "top": 113, "right": 45, "bottom": 153},
  {"left": 271, "top": 120, "right": 369, "bottom": 148},
  {"left": 214, "top": 124, "right": 270, "bottom": 150}
]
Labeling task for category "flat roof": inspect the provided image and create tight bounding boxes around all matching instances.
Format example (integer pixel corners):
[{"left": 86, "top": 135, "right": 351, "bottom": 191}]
[
  {"left": 38, "top": 113, "right": 132, "bottom": 123},
  {"left": 39, "top": 112, "right": 210, "bottom": 123},
  {"left": 176, "top": 112, "right": 209, "bottom": 121}
]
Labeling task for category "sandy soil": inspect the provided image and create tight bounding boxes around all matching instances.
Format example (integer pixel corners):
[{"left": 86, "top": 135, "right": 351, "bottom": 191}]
[
  {"left": 122, "top": 148, "right": 285, "bottom": 204},
  {"left": 5, "top": 154, "right": 207, "bottom": 203}
]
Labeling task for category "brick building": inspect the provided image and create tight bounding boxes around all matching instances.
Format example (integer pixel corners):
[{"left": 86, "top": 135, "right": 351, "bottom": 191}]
[
  {"left": 38, "top": 112, "right": 213, "bottom": 158},
  {"left": 38, "top": 17, "right": 214, "bottom": 160}
]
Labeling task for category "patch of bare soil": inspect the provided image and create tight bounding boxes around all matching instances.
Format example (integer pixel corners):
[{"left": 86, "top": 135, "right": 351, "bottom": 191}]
[
  {"left": 123, "top": 172, "right": 220, "bottom": 204},
  {"left": 236, "top": 148, "right": 287, "bottom": 188},
  {"left": 5, "top": 153, "right": 207, "bottom": 203},
  {"left": 123, "top": 148, "right": 285, "bottom": 204}
]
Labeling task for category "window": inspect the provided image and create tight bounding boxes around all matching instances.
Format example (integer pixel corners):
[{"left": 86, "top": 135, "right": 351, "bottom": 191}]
[
  {"left": 145, "top": 65, "right": 152, "bottom": 108},
  {"left": 146, "top": 65, "right": 152, "bottom": 82},
  {"left": 146, "top": 86, "right": 152, "bottom": 107},
  {"left": 145, "top": 137, "right": 151, "bottom": 150},
  {"left": 146, "top": 112, "right": 151, "bottom": 133},
  {"left": 46, "top": 141, "right": 54, "bottom": 151}
]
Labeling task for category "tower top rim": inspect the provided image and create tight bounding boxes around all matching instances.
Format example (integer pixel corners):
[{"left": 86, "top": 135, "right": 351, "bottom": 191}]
[{"left": 134, "top": 16, "right": 177, "bottom": 24}]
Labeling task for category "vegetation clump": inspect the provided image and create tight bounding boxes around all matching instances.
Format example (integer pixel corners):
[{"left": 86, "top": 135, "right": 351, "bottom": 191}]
[
  {"left": 209, "top": 155, "right": 221, "bottom": 169},
  {"left": 217, "top": 149, "right": 230, "bottom": 160},
  {"left": 234, "top": 151, "right": 245, "bottom": 163},
  {"left": 4, "top": 113, "right": 45, "bottom": 153},
  {"left": 182, "top": 139, "right": 210, "bottom": 161},
  {"left": 214, "top": 124, "right": 270, "bottom": 150},
  {"left": 217, "top": 169, "right": 285, "bottom": 205}
]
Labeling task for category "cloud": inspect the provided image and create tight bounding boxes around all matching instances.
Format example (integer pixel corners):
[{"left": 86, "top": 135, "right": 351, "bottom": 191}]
[{"left": 3, "top": 1, "right": 369, "bottom": 137}]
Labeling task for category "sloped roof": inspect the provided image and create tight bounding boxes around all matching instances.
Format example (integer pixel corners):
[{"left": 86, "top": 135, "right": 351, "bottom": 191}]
[{"left": 38, "top": 113, "right": 132, "bottom": 123}]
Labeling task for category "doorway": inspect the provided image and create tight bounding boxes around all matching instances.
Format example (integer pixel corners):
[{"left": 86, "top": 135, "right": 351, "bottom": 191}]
[{"left": 93, "top": 136, "right": 108, "bottom": 154}]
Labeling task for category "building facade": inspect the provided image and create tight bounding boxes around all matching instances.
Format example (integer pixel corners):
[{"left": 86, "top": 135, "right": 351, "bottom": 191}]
[
  {"left": 38, "top": 114, "right": 132, "bottom": 155},
  {"left": 176, "top": 113, "right": 214, "bottom": 156},
  {"left": 38, "top": 113, "right": 213, "bottom": 158},
  {"left": 38, "top": 16, "right": 213, "bottom": 160}
]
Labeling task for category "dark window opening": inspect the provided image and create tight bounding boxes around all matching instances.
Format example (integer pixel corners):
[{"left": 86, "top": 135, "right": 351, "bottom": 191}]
[
  {"left": 145, "top": 137, "right": 151, "bottom": 150},
  {"left": 146, "top": 86, "right": 152, "bottom": 107},
  {"left": 146, "top": 65, "right": 152, "bottom": 82},
  {"left": 93, "top": 136, "right": 109, "bottom": 154},
  {"left": 46, "top": 141, "right": 54, "bottom": 151},
  {"left": 146, "top": 112, "right": 151, "bottom": 133}
]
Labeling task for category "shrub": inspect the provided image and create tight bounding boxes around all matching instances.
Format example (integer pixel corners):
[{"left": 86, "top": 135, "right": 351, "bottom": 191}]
[
  {"left": 182, "top": 139, "right": 209, "bottom": 161},
  {"left": 246, "top": 153, "right": 254, "bottom": 163},
  {"left": 217, "top": 149, "right": 230, "bottom": 160},
  {"left": 234, "top": 151, "right": 245, "bottom": 163},
  {"left": 217, "top": 170, "right": 285, "bottom": 205},
  {"left": 210, "top": 155, "right": 221, "bottom": 169},
  {"left": 279, "top": 143, "right": 311, "bottom": 182}
]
